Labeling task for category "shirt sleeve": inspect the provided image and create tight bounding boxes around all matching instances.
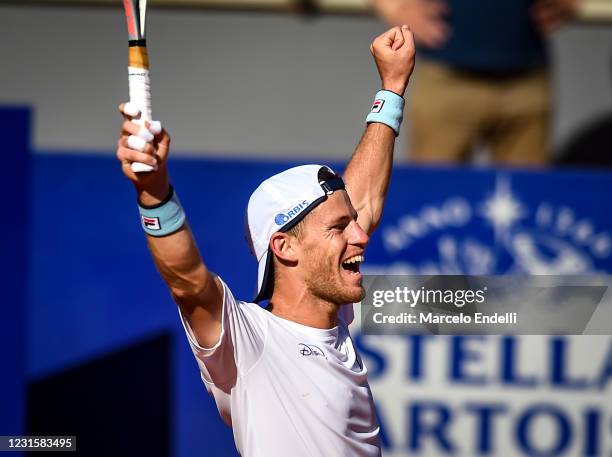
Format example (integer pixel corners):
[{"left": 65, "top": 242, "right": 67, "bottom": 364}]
[{"left": 178, "top": 275, "right": 268, "bottom": 392}]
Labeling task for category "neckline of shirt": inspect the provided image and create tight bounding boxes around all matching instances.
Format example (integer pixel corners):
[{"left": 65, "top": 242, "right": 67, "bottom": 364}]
[{"left": 266, "top": 309, "right": 340, "bottom": 339}]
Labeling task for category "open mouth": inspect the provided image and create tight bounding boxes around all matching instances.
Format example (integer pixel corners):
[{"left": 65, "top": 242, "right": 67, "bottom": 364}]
[{"left": 342, "top": 255, "right": 364, "bottom": 275}]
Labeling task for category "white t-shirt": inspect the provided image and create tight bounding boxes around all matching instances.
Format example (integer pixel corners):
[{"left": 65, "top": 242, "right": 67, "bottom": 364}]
[{"left": 179, "top": 277, "right": 381, "bottom": 457}]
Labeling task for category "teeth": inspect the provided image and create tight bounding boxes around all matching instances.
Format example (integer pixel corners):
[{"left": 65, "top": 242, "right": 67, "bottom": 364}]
[{"left": 343, "top": 255, "right": 364, "bottom": 265}]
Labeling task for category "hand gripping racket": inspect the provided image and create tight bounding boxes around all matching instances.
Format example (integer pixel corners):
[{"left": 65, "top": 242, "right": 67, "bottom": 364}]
[{"left": 123, "top": 0, "right": 155, "bottom": 173}]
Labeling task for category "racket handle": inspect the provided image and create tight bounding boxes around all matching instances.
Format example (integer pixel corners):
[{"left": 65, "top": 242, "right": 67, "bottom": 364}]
[{"left": 128, "top": 66, "right": 155, "bottom": 173}]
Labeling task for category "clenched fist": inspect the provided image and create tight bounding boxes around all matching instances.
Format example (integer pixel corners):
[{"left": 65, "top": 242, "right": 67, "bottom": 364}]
[{"left": 370, "top": 25, "right": 416, "bottom": 97}]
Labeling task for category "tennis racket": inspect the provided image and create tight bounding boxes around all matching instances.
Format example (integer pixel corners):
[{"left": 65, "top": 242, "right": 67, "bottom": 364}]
[{"left": 123, "top": 0, "right": 155, "bottom": 173}]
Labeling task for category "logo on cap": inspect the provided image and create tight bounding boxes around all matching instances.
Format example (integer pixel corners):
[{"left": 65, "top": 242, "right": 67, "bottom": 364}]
[
  {"left": 274, "top": 200, "right": 309, "bottom": 226},
  {"left": 275, "top": 213, "right": 290, "bottom": 225}
]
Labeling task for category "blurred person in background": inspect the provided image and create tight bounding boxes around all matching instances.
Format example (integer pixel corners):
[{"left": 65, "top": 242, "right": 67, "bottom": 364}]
[
  {"left": 371, "top": 0, "right": 583, "bottom": 165},
  {"left": 557, "top": 52, "right": 612, "bottom": 169}
]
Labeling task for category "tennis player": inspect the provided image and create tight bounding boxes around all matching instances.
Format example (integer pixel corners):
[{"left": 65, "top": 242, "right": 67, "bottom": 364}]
[{"left": 116, "top": 26, "right": 414, "bottom": 457}]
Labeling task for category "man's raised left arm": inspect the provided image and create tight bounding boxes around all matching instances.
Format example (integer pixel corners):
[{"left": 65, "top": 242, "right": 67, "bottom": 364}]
[{"left": 344, "top": 25, "right": 415, "bottom": 235}]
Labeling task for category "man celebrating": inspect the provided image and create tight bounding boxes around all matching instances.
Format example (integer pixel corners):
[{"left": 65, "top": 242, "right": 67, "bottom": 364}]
[{"left": 116, "top": 26, "right": 414, "bottom": 457}]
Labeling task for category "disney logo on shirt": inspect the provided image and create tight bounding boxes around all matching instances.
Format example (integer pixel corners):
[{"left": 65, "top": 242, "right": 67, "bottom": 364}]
[{"left": 298, "top": 343, "right": 327, "bottom": 359}]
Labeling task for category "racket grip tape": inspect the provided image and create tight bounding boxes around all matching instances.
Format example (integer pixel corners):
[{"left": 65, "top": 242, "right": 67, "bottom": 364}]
[{"left": 128, "top": 45, "right": 155, "bottom": 173}]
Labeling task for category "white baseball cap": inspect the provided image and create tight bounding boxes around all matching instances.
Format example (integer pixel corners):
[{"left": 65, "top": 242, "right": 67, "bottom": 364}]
[{"left": 246, "top": 164, "right": 346, "bottom": 302}]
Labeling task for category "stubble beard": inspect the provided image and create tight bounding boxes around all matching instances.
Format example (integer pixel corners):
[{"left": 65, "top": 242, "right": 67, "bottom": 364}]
[{"left": 304, "top": 255, "right": 365, "bottom": 306}]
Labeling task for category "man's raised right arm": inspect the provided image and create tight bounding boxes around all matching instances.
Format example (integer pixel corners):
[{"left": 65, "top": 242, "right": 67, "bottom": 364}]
[{"left": 116, "top": 103, "right": 223, "bottom": 348}]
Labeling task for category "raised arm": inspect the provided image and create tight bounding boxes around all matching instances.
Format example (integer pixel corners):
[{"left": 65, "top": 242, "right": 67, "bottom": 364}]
[
  {"left": 116, "top": 105, "right": 223, "bottom": 348},
  {"left": 344, "top": 26, "right": 415, "bottom": 235}
]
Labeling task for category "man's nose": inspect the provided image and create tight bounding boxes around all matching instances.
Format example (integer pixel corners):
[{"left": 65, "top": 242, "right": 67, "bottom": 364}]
[{"left": 349, "top": 221, "right": 369, "bottom": 247}]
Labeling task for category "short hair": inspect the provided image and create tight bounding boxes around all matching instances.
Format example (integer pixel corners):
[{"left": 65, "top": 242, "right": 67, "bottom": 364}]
[
  {"left": 285, "top": 216, "right": 306, "bottom": 240},
  {"left": 270, "top": 212, "right": 309, "bottom": 296}
]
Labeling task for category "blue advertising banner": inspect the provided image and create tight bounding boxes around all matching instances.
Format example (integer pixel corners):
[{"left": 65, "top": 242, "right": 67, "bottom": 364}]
[{"left": 28, "top": 154, "right": 612, "bottom": 457}]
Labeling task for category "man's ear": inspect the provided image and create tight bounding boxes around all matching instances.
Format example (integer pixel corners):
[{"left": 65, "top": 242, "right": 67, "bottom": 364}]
[{"left": 269, "top": 232, "right": 299, "bottom": 264}]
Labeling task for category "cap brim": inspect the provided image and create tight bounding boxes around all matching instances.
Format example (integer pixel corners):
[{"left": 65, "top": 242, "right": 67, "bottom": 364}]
[{"left": 254, "top": 249, "right": 274, "bottom": 302}]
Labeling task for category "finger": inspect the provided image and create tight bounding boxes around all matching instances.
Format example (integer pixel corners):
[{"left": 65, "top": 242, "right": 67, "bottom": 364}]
[
  {"left": 148, "top": 120, "right": 162, "bottom": 136},
  {"left": 154, "top": 131, "right": 171, "bottom": 160},
  {"left": 400, "top": 25, "right": 415, "bottom": 50},
  {"left": 121, "top": 120, "right": 154, "bottom": 142},
  {"left": 157, "top": 131, "right": 171, "bottom": 152},
  {"left": 392, "top": 25, "right": 410, "bottom": 50},
  {"left": 121, "top": 162, "right": 136, "bottom": 179},
  {"left": 433, "top": 22, "right": 451, "bottom": 43},
  {"left": 138, "top": 126, "right": 154, "bottom": 142},
  {"left": 118, "top": 102, "right": 141, "bottom": 123},
  {"left": 421, "top": 22, "right": 451, "bottom": 48},
  {"left": 381, "top": 26, "right": 404, "bottom": 50},
  {"left": 141, "top": 141, "right": 157, "bottom": 157},
  {"left": 392, "top": 36, "right": 404, "bottom": 51},
  {"left": 389, "top": 26, "right": 405, "bottom": 51},
  {"left": 417, "top": 35, "right": 437, "bottom": 49},
  {"left": 122, "top": 102, "right": 140, "bottom": 118},
  {"left": 127, "top": 134, "right": 147, "bottom": 152},
  {"left": 424, "top": 0, "right": 450, "bottom": 16},
  {"left": 118, "top": 103, "right": 132, "bottom": 122},
  {"left": 392, "top": 27, "right": 405, "bottom": 50},
  {"left": 117, "top": 146, "right": 158, "bottom": 167},
  {"left": 118, "top": 135, "right": 156, "bottom": 157},
  {"left": 121, "top": 120, "right": 139, "bottom": 136}
]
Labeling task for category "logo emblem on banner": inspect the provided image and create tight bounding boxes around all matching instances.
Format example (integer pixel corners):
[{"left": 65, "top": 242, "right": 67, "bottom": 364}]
[{"left": 374, "top": 175, "right": 612, "bottom": 275}]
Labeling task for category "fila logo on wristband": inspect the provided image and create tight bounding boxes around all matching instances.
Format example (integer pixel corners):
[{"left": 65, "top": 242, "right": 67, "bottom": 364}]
[
  {"left": 371, "top": 99, "right": 385, "bottom": 113},
  {"left": 142, "top": 215, "right": 161, "bottom": 230}
]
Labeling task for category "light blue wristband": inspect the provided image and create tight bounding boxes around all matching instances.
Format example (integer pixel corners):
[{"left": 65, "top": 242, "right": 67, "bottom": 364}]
[
  {"left": 365, "top": 90, "right": 405, "bottom": 136},
  {"left": 138, "top": 186, "right": 186, "bottom": 237}
]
